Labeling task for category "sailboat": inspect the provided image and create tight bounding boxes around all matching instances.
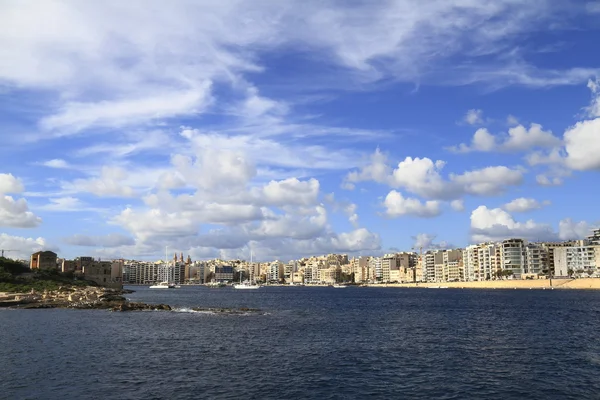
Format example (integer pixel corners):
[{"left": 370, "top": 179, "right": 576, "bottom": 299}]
[
  {"left": 233, "top": 249, "right": 261, "bottom": 290},
  {"left": 150, "top": 246, "right": 178, "bottom": 289}
]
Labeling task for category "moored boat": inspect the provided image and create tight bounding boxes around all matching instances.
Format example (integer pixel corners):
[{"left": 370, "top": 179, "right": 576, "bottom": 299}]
[{"left": 149, "top": 281, "right": 176, "bottom": 289}]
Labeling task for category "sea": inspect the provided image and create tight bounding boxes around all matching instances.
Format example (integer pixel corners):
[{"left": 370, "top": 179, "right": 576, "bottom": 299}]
[{"left": 2, "top": 286, "right": 600, "bottom": 400}]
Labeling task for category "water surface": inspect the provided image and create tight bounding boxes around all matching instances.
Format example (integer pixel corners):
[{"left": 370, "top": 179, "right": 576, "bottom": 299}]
[{"left": 2, "top": 286, "right": 600, "bottom": 399}]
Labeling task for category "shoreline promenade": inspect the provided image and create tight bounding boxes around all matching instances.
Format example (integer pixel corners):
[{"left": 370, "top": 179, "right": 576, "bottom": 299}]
[{"left": 370, "top": 278, "right": 600, "bottom": 290}]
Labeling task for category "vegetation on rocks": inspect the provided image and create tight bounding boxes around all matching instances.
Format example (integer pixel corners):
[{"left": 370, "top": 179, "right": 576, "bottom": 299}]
[{"left": 0, "top": 257, "right": 93, "bottom": 293}]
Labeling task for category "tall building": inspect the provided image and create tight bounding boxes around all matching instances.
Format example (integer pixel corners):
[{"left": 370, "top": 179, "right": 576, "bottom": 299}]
[
  {"left": 269, "top": 261, "right": 284, "bottom": 282},
  {"left": 501, "top": 239, "right": 526, "bottom": 278},
  {"left": 351, "top": 256, "right": 369, "bottom": 283},
  {"left": 369, "top": 257, "right": 382, "bottom": 282}
]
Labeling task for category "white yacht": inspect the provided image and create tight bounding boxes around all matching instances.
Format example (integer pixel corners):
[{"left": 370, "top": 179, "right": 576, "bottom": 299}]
[
  {"left": 149, "top": 281, "right": 176, "bottom": 289},
  {"left": 233, "top": 281, "right": 261, "bottom": 290},
  {"left": 233, "top": 249, "right": 261, "bottom": 290},
  {"left": 332, "top": 283, "right": 348, "bottom": 288}
]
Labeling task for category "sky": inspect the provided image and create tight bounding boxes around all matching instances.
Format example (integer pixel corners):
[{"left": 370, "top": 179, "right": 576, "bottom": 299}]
[{"left": 1, "top": 0, "right": 599, "bottom": 262}]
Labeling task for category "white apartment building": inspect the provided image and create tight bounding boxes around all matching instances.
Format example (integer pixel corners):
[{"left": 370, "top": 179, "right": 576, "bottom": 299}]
[
  {"left": 369, "top": 257, "right": 382, "bottom": 282},
  {"left": 501, "top": 239, "right": 526, "bottom": 278}
]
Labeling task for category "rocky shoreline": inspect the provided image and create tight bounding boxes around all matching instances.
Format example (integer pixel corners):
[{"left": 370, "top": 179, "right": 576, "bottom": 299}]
[{"left": 0, "top": 286, "right": 261, "bottom": 314}]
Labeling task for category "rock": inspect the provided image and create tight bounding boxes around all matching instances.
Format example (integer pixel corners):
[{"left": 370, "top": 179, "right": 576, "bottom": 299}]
[{"left": 68, "top": 294, "right": 80, "bottom": 302}]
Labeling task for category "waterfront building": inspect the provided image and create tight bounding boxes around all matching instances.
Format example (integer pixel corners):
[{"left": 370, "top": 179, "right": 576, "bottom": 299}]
[
  {"left": 214, "top": 266, "right": 234, "bottom": 282},
  {"left": 370, "top": 257, "right": 382, "bottom": 282},
  {"left": 268, "top": 261, "right": 284, "bottom": 282},
  {"left": 524, "top": 243, "right": 545, "bottom": 277},
  {"left": 554, "top": 242, "right": 600, "bottom": 278},
  {"left": 351, "top": 256, "right": 369, "bottom": 283},
  {"left": 501, "top": 239, "right": 526, "bottom": 278},
  {"left": 381, "top": 254, "right": 397, "bottom": 283}
]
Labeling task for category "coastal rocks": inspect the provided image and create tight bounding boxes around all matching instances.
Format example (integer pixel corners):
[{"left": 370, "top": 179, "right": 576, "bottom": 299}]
[{"left": 111, "top": 302, "right": 172, "bottom": 312}]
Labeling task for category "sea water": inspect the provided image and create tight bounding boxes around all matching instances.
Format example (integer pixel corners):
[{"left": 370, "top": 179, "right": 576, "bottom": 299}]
[{"left": 2, "top": 286, "right": 600, "bottom": 399}]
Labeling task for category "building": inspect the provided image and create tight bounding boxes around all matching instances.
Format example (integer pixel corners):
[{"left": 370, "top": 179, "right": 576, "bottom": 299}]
[
  {"left": 214, "top": 266, "right": 234, "bottom": 282},
  {"left": 30, "top": 251, "right": 58, "bottom": 270},
  {"left": 524, "top": 243, "right": 545, "bottom": 277},
  {"left": 269, "top": 261, "right": 284, "bottom": 282},
  {"left": 370, "top": 257, "right": 382, "bottom": 282},
  {"left": 351, "top": 256, "right": 369, "bottom": 283},
  {"left": 82, "top": 260, "right": 122, "bottom": 289},
  {"left": 501, "top": 239, "right": 526, "bottom": 278}
]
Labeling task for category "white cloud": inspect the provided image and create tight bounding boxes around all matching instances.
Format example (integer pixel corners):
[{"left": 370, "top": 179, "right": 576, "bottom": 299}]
[
  {"left": 503, "top": 123, "right": 561, "bottom": 151},
  {"left": 63, "top": 233, "right": 135, "bottom": 248},
  {"left": 450, "top": 123, "right": 560, "bottom": 153},
  {"left": 259, "top": 178, "right": 320, "bottom": 207},
  {"left": 41, "top": 85, "right": 212, "bottom": 135},
  {"left": 64, "top": 166, "right": 136, "bottom": 197},
  {"left": 450, "top": 166, "right": 523, "bottom": 197},
  {"left": 464, "top": 109, "right": 484, "bottom": 125},
  {"left": 0, "top": 195, "right": 42, "bottom": 228},
  {"left": 470, "top": 205, "right": 556, "bottom": 242},
  {"left": 536, "top": 175, "right": 563, "bottom": 186},
  {"left": 564, "top": 118, "right": 600, "bottom": 170},
  {"left": 507, "top": 115, "right": 519, "bottom": 126},
  {"left": 346, "top": 151, "right": 524, "bottom": 200},
  {"left": 40, "top": 159, "right": 70, "bottom": 169},
  {"left": 0, "top": 173, "right": 24, "bottom": 194},
  {"left": 0, "top": 233, "right": 50, "bottom": 260},
  {"left": 450, "top": 199, "right": 465, "bottom": 212},
  {"left": 344, "top": 148, "right": 391, "bottom": 187},
  {"left": 503, "top": 198, "right": 549, "bottom": 213},
  {"left": 383, "top": 190, "right": 441, "bottom": 218},
  {"left": 586, "top": 78, "right": 600, "bottom": 118},
  {"left": 411, "top": 233, "right": 451, "bottom": 250},
  {"left": 558, "top": 219, "right": 593, "bottom": 241},
  {"left": 0, "top": 174, "right": 41, "bottom": 228},
  {"left": 37, "top": 197, "right": 100, "bottom": 212}
]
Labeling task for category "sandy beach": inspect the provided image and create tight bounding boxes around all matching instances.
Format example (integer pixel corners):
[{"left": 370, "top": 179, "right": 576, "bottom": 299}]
[{"left": 369, "top": 278, "right": 600, "bottom": 290}]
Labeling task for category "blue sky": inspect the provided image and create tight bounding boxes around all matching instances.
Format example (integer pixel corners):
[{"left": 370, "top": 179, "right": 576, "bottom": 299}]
[{"left": 0, "top": 0, "right": 599, "bottom": 261}]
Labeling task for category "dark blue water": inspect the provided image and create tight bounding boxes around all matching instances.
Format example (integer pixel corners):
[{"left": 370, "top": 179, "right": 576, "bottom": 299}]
[{"left": 2, "top": 286, "right": 600, "bottom": 400}]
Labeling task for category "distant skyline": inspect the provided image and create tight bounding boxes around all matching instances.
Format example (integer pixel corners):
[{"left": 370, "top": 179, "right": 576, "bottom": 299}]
[{"left": 1, "top": 1, "right": 599, "bottom": 261}]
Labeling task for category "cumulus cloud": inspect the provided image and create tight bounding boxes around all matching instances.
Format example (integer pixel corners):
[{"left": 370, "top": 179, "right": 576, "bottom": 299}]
[
  {"left": 63, "top": 233, "right": 135, "bottom": 247},
  {"left": 450, "top": 199, "right": 465, "bottom": 212},
  {"left": 383, "top": 191, "right": 441, "bottom": 218},
  {"left": 411, "top": 233, "right": 452, "bottom": 250},
  {"left": 344, "top": 148, "right": 391, "bottom": 187},
  {"left": 449, "top": 124, "right": 560, "bottom": 153},
  {"left": 0, "top": 174, "right": 41, "bottom": 228},
  {"left": 558, "top": 219, "right": 593, "bottom": 241},
  {"left": 470, "top": 205, "right": 556, "bottom": 242},
  {"left": 536, "top": 175, "right": 563, "bottom": 186},
  {"left": 0, "top": 173, "right": 24, "bottom": 194},
  {"left": 502, "top": 198, "right": 549, "bottom": 213},
  {"left": 0, "top": 233, "right": 51, "bottom": 260},
  {"left": 63, "top": 166, "right": 136, "bottom": 198},
  {"left": 564, "top": 118, "right": 600, "bottom": 170},
  {"left": 345, "top": 151, "right": 524, "bottom": 201},
  {"left": 464, "top": 109, "right": 484, "bottom": 125},
  {"left": 259, "top": 178, "right": 319, "bottom": 207}
]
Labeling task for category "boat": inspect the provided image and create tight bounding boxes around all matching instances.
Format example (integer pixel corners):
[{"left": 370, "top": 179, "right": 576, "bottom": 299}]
[
  {"left": 233, "top": 249, "right": 261, "bottom": 290},
  {"left": 149, "top": 281, "right": 176, "bottom": 289},
  {"left": 332, "top": 283, "right": 348, "bottom": 288},
  {"left": 233, "top": 281, "right": 261, "bottom": 290}
]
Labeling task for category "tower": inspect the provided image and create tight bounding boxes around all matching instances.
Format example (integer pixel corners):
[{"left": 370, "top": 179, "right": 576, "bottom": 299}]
[{"left": 180, "top": 252, "right": 184, "bottom": 263}]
